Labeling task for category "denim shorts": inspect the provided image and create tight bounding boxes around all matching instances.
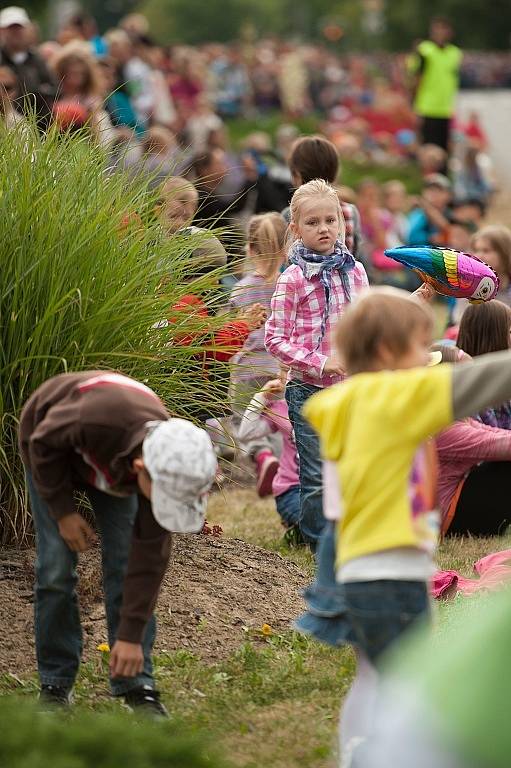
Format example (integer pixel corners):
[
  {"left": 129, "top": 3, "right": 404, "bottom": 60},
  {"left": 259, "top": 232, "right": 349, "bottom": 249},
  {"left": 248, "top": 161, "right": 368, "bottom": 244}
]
[{"left": 343, "top": 579, "right": 430, "bottom": 664}]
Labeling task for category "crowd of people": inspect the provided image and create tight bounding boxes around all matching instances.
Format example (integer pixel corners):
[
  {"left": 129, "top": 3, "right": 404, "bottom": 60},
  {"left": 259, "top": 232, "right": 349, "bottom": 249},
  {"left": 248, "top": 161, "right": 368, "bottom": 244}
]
[
  {"left": 8, "top": 4, "right": 511, "bottom": 766},
  {"left": 0, "top": 7, "right": 505, "bottom": 173}
]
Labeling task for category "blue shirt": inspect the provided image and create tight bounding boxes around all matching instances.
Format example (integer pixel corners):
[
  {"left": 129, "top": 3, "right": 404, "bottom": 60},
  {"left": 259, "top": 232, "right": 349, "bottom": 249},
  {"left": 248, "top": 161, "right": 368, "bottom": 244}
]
[{"left": 407, "top": 208, "right": 436, "bottom": 246}]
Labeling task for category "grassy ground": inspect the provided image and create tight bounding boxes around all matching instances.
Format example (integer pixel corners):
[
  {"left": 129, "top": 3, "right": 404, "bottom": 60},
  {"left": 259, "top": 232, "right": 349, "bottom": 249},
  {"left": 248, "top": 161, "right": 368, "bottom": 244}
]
[{"left": 2, "top": 488, "right": 505, "bottom": 768}]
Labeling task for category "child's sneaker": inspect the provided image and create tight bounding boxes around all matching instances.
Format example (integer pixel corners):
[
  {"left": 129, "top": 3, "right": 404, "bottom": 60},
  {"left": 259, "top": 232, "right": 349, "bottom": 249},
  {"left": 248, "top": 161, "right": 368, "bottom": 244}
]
[
  {"left": 123, "top": 686, "right": 169, "bottom": 719},
  {"left": 255, "top": 451, "right": 279, "bottom": 497},
  {"left": 283, "top": 525, "right": 304, "bottom": 548},
  {"left": 39, "top": 684, "right": 72, "bottom": 709}
]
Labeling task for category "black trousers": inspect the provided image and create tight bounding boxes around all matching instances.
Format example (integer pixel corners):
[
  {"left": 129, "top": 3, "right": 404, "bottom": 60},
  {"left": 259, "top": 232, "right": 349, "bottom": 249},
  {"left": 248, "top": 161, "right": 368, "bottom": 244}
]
[
  {"left": 421, "top": 116, "right": 450, "bottom": 153},
  {"left": 448, "top": 462, "right": 511, "bottom": 537}
]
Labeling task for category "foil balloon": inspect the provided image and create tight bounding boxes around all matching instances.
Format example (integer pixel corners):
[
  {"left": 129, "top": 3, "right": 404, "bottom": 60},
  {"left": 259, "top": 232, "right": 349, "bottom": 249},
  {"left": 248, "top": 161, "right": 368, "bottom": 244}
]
[{"left": 384, "top": 246, "right": 499, "bottom": 302}]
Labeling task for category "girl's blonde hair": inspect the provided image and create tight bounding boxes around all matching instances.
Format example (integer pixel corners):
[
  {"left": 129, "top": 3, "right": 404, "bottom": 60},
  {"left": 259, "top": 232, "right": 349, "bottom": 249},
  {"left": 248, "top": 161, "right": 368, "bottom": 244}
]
[
  {"left": 472, "top": 225, "right": 511, "bottom": 279},
  {"left": 160, "top": 175, "right": 198, "bottom": 202},
  {"left": 247, "top": 212, "right": 287, "bottom": 282},
  {"left": 290, "top": 178, "right": 346, "bottom": 243}
]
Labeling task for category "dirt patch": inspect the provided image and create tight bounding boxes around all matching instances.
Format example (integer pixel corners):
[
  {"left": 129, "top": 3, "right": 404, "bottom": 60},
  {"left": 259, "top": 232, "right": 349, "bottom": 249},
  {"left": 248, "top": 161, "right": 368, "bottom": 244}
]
[{"left": 0, "top": 535, "right": 307, "bottom": 677}]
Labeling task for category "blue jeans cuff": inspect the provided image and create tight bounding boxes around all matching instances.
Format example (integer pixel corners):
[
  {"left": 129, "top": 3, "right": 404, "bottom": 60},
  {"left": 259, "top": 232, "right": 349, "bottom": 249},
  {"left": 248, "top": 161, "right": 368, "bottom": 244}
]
[
  {"left": 111, "top": 674, "right": 154, "bottom": 696},
  {"left": 39, "top": 675, "right": 75, "bottom": 690}
]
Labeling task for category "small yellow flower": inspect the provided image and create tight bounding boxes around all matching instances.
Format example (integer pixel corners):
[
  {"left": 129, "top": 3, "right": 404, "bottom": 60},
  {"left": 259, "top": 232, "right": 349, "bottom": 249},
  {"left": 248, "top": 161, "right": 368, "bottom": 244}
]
[
  {"left": 261, "top": 624, "right": 273, "bottom": 637},
  {"left": 97, "top": 643, "right": 110, "bottom": 653}
]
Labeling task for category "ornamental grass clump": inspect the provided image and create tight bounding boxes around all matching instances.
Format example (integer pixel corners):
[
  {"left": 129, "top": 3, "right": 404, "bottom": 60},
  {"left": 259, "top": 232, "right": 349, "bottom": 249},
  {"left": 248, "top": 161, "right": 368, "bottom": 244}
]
[
  {"left": 0, "top": 695, "right": 226, "bottom": 768},
  {"left": 0, "top": 121, "right": 229, "bottom": 545}
]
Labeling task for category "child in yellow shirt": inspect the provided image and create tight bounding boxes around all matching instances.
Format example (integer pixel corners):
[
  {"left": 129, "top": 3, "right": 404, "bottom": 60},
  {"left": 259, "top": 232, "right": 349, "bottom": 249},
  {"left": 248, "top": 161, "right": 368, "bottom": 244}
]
[{"left": 295, "top": 287, "right": 511, "bottom": 768}]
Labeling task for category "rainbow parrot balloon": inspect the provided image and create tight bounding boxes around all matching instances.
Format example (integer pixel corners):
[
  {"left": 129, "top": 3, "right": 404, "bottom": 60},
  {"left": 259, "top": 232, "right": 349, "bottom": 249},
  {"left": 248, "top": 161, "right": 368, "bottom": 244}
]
[{"left": 384, "top": 246, "right": 499, "bottom": 302}]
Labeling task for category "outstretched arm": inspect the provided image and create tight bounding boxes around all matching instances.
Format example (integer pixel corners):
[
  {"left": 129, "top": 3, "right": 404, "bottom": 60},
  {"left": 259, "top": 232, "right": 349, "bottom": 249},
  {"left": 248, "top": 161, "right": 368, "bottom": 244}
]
[{"left": 453, "top": 350, "right": 511, "bottom": 420}]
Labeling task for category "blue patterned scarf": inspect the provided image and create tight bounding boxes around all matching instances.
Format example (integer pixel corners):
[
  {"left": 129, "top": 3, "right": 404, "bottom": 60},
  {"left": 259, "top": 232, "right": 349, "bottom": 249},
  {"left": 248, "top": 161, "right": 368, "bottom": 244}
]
[{"left": 289, "top": 239, "right": 355, "bottom": 347}]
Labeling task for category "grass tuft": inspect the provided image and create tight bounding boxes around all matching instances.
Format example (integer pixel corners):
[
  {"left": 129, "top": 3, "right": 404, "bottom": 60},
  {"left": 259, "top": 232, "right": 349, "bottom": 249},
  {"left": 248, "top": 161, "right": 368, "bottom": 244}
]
[{"left": 0, "top": 120, "right": 232, "bottom": 544}]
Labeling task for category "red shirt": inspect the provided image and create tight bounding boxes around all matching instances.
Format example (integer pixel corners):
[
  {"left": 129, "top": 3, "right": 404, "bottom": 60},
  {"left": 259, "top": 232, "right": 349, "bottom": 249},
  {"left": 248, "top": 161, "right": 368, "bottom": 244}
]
[{"left": 169, "top": 294, "right": 250, "bottom": 363}]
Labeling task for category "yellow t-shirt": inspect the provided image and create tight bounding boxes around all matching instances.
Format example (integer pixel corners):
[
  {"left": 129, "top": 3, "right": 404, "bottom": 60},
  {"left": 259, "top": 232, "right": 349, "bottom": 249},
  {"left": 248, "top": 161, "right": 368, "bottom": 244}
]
[{"left": 304, "top": 366, "right": 453, "bottom": 568}]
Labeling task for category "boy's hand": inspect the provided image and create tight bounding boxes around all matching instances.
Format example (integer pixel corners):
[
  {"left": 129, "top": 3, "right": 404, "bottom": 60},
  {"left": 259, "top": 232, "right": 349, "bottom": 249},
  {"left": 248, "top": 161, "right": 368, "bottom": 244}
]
[
  {"left": 413, "top": 282, "right": 436, "bottom": 303},
  {"left": 323, "top": 357, "right": 344, "bottom": 376},
  {"left": 262, "top": 378, "right": 284, "bottom": 400},
  {"left": 109, "top": 640, "right": 144, "bottom": 678},
  {"left": 58, "top": 513, "right": 97, "bottom": 552},
  {"left": 239, "top": 303, "right": 267, "bottom": 331}
]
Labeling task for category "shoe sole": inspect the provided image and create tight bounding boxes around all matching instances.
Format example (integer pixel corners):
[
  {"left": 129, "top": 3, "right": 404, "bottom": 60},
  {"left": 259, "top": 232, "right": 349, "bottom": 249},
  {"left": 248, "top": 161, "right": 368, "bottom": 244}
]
[{"left": 256, "top": 458, "right": 279, "bottom": 497}]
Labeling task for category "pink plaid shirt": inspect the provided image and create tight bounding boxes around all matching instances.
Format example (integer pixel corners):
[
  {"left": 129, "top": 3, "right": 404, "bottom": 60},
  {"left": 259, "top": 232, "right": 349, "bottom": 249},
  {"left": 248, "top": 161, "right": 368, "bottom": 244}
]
[{"left": 265, "top": 262, "right": 369, "bottom": 387}]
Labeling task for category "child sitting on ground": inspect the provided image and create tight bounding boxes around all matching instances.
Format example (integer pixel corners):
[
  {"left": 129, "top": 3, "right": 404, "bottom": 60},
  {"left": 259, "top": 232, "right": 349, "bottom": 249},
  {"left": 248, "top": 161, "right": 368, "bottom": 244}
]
[
  {"left": 472, "top": 225, "right": 511, "bottom": 307},
  {"left": 447, "top": 224, "right": 511, "bottom": 335},
  {"left": 156, "top": 176, "right": 267, "bottom": 421},
  {"left": 432, "top": 344, "right": 511, "bottom": 538},
  {"left": 229, "top": 213, "right": 287, "bottom": 496},
  {"left": 457, "top": 300, "right": 511, "bottom": 429},
  {"left": 294, "top": 287, "right": 511, "bottom": 767},
  {"left": 407, "top": 174, "right": 451, "bottom": 247},
  {"left": 265, "top": 179, "right": 369, "bottom": 549},
  {"left": 448, "top": 217, "right": 477, "bottom": 253},
  {"left": 158, "top": 175, "right": 228, "bottom": 283},
  {"left": 238, "top": 378, "right": 302, "bottom": 544}
]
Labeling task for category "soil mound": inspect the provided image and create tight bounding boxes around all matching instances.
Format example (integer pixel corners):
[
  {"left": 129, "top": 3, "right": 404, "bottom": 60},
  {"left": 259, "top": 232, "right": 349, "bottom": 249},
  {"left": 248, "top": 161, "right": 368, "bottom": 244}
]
[{"left": 0, "top": 535, "right": 307, "bottom": 675}]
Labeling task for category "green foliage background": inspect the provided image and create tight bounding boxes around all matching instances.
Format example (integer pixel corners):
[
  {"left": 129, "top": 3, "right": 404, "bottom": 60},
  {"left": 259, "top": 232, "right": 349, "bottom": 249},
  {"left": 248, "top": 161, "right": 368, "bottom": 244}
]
[
  {"left": 136, "top": 0, "right": 508, "bottom": 50},
  {"left": 25, "top": 0, "right": 507, "bottom": 50}
]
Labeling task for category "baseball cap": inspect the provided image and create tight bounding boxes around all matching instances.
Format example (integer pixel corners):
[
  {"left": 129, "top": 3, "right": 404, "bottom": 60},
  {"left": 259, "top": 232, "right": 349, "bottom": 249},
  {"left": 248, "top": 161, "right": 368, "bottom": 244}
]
[
  {"left": 0, "top": 6, "right": 30, "bottom": 28},
  {"left": 424, "top": 173, "right": 451, "bottom": 191},
  {"left": 142, "top": 418, "right": 217, "bottom": 533}
]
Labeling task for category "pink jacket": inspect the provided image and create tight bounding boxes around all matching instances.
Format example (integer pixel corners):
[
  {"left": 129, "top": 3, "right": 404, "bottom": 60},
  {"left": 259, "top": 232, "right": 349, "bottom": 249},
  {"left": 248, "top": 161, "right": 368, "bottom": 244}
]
[
  {"left": 436, "top": 418, "right": 511, "bottom": 531},
  {"left": 238, "top": 395, "right": 299, "bottom": 497}
]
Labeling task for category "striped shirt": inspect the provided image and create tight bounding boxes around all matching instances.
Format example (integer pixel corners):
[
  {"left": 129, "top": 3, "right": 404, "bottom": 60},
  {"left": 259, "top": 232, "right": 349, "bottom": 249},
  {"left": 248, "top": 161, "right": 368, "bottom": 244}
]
[
  {"left": 230, "top": 273, "right": 281, "bottom": 383},
  {"left": 265, "top": 261, "right": 369, "bottom": 388}
]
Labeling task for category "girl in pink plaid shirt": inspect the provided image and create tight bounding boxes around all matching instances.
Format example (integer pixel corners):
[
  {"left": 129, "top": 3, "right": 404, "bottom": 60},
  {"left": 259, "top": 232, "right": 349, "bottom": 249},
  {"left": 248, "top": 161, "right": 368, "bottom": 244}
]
[{"left": 265, "top": 179, "right": 369, "bottom": 548}]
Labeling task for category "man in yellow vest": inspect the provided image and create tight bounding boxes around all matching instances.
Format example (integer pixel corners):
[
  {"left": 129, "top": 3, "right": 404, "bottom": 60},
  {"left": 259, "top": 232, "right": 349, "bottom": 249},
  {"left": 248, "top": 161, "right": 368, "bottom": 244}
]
[{"left": 410, "top": 17, "right": 463, "bottom": 156}]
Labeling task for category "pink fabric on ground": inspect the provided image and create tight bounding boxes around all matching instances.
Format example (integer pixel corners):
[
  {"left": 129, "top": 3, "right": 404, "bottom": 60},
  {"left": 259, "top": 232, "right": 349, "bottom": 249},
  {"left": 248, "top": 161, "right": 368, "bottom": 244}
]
[{"left": 432, "top": 549, "right": 511, "bottom": 599}]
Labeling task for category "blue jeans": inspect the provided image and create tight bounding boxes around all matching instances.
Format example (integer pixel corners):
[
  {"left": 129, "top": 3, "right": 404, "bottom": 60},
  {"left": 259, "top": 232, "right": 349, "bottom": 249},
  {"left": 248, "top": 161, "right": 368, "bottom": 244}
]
[
  {"left": 27, "top": 473, "right": 156, "bottom": 695},
  {"left": 285, "top": 381, "right": 325, "bottom": 549},
  {"left": 343, "top": 580, "right": 430, "bottom": 664},
  {"left": 275, "top": 485, "right": 300, "bottom": 528}
]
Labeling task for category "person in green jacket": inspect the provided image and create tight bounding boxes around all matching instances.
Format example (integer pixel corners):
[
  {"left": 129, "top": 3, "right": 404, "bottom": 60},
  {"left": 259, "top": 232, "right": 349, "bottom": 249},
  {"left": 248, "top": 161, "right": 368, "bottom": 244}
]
[{"left": 409, "top": 17, "right": 462, "bottom": 157}]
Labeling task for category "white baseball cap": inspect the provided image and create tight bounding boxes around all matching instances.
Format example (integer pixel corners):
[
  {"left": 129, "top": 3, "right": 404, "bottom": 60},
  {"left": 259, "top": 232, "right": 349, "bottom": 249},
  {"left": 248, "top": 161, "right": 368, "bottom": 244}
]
[
  {"left": 0, "top": 6, "right": 30, "bottom": 28},
  {"left": 142, "top": 418, "right": 217, "bottom": 533}
]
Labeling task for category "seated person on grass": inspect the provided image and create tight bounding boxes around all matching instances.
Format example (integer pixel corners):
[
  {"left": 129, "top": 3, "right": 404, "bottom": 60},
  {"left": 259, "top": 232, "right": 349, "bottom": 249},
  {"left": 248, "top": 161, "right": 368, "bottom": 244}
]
[{"left": 407, "top": 174, "right": 451, "bottom": 246}]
